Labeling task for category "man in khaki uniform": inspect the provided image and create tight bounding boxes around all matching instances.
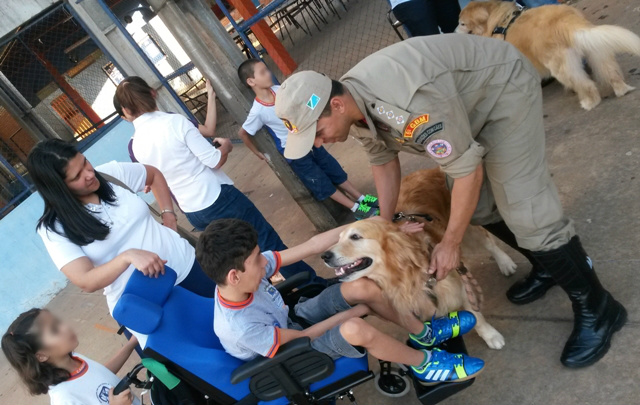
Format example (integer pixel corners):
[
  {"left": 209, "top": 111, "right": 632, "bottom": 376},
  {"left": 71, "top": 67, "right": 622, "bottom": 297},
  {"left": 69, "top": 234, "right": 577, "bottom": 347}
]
[{"left": 275, "top": 34, "right": 625, "bottom": 368}]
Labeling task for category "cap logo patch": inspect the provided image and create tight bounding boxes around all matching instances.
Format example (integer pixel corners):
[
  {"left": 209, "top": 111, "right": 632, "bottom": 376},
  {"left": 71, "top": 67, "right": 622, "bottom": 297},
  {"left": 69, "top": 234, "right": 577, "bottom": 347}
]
[
  {"left": 306, "top": 94, "right": 321, "bottom": 110},
  {"left": 427, "top": 139, "right": 452, "bottom": 158},
  {"left": 282, "top": 119, "right": 298, "bottom": 133},
  {"left": 403, "top": 114, "right": 429, "bottom": 139}
]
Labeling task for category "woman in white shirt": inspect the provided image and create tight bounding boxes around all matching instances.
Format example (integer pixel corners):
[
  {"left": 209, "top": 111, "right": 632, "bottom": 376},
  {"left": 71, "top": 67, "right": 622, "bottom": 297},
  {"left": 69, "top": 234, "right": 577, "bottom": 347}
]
[
  {"left": 30, "top": 139, "right": 216, "bottom": 318},
  {"left": 2, "top": 308, "right": 139, "bottom": 405},
  {"left": 114, "top": 77, "right": 323, "bottom": 285}
]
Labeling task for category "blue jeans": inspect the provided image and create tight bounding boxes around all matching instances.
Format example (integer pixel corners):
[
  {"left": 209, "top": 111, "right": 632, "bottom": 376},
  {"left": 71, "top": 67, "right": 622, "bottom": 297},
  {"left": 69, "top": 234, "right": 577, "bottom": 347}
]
[
  {"left": 185, "top": 185, "right": 325, "bottom": 285},
  {"left": 393, "top": 0, "right": 461, "bottom": 37},
  {"left": 288, "top": 146, "right": 348, "bottom": 201},
  {"left": 178, "top": 259, "right": 217, "bottom": 297}
]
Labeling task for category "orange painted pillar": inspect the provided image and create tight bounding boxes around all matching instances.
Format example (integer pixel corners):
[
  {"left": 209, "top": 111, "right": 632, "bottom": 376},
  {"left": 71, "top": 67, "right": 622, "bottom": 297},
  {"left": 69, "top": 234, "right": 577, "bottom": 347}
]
[
  {"left": 227, "top": 0, "right": 297, "bottom": 75},
  {"left": 35, "top": 52, "right": 104, "bottom": 127}
]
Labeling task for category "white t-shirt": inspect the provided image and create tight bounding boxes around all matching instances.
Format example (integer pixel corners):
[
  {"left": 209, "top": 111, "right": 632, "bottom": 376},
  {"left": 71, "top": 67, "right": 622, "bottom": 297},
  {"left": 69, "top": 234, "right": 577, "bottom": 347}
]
[
  {"left": 241, "top": 86, "right": 289, "bottom": 152},
  {"left": 389, "top": 0, "right": 412, "bottom": 9},
  {"left": 49, "top": 353, "right": 141, "bottom": 405},
  {"left": 130, "top": 111, "right": 233, "bottom": 213},
  {"left": 38, "top": 161, "right": 194, "bottom": 314}
]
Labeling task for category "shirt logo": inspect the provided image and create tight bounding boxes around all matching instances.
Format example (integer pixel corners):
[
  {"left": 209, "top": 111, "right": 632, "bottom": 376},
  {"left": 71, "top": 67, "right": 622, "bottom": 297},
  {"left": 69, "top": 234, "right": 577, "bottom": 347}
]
[
  {"left": 403, "top": 114, "right": 429, "bottom": 139},
  {"left": 427, "top": 139, "right": 452, "bottom": 158},
  {"left": 264, "top": 284, "right": 278, "bottom": 298},
  {"left": 306, "top": 93, "right": 321, "bottom": 110},
  {"left": 96, "top": 384, "right": 111, "bottom": 404},
  {"left": 414, "top": 122, "right": 444, "bottom": 145},
  {"left": 281, "top": 119, "right": 298, "bottom": 133}
]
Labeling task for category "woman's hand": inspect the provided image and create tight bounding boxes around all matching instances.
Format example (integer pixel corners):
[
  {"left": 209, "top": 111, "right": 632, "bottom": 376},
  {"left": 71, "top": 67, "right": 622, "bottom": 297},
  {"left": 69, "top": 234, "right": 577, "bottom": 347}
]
[
  {"left": 214, "top": 137, "right": 233, "bottom": 155},
  {"left": 206, "top": 79, "right": 216, "bottom": 99},
  {"left": 161, "top": 212, "right": 178, "bottom": 232},
  {"left": 124, "top": 249, "right": 166, "bottom": 278},
  {"left": 428, "top": 239, "right": 461, "bottom": 281},
  {"left": 398, "top": 221, "right": 425, "bottom": 234},
  {"left": 109, "top": 387, "right": 133, "bottom": 405}
]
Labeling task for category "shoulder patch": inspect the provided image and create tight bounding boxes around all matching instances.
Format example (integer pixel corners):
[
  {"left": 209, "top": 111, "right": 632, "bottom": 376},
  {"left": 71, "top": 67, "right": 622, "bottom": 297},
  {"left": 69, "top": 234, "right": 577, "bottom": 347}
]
[
  {"left": 413, "top": 122, "right": 444, "bottom": 145},
  {"left": 426, "top": 139, "right": 452, "bottom": 158},
  {"left": 403, "top": 114, "right": 429, "bottom": 139}
]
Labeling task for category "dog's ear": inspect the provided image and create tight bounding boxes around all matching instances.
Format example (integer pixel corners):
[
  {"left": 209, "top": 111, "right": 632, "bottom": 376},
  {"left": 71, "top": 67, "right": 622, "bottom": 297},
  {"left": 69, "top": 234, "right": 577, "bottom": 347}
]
[{"left": 381, "top": 229, "right": 430, "bottom": 279}]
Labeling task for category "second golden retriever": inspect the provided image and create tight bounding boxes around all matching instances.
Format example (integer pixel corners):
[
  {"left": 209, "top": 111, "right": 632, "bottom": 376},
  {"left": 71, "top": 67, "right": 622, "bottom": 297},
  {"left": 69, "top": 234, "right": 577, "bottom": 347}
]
[{"left": 456, "top": 1, "right": 640, "bottom": 110}]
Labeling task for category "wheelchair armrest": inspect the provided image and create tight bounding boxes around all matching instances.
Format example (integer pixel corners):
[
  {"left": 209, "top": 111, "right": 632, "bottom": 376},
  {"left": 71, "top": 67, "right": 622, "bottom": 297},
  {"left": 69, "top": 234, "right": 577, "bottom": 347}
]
[
  {"left": 230, "top": 337, "right": 319, "bottom": 384},
  {"left": 275, "top": 271, "right": 311, "bottom": 295}
]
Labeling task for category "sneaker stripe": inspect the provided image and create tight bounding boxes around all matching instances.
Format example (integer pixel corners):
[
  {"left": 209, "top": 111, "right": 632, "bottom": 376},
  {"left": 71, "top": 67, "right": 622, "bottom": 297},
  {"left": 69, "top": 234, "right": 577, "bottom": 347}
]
[
  {"left": 426, "top": 370, "right": 436, "bottom": 379},
  {"left": 440, "top": 370, "right": 450, "bottom": 381},
  {"left": 449, "top": 312, "right": 460, "bottom": 338},
  {"left": 433, "top": 370, "right": 442, "bottom": 380},
  {"left": 454, "top": 363, "right": 467, "bottom": 379}
]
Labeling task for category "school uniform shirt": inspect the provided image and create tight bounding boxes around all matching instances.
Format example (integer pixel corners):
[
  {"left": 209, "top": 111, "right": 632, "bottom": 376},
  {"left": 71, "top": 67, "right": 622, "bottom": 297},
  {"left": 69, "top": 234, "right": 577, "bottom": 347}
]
[
  {"left": 48, "top": 353, "right": 141, "bottom": 405},
  {"left": 214, "top": 251, "right": 287, "bottom": 361},
  {"left": 241, "top": 85, "right": 289, "bottom": 153},
  {"left": 130, "top": 111, "right": 233, "bottom": 213},
  {"left": 38, "top": 161, "right": 194, "bottom": 314}
]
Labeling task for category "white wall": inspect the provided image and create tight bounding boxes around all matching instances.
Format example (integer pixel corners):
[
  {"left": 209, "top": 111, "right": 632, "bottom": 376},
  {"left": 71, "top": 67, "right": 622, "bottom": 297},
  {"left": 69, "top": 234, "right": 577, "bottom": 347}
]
[{"left": 0, "top": 0, "right": 59, "bottom": 39}]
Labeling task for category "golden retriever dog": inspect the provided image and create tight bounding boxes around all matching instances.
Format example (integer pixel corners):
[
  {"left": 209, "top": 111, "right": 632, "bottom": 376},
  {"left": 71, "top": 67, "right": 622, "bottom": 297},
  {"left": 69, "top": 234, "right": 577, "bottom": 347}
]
[
  {"left": 322, "top": 169, "right": 513, "bottom": 349},
  {"left": 456, "top": 1, "right": 640, "bottom": 110}
]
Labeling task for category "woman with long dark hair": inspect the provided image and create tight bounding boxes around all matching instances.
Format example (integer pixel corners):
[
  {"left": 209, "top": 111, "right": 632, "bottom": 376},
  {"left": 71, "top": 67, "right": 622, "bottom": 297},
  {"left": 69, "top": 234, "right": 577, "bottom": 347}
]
[{"left": 30, "top": 139, "right": 215, "bottom": 328}]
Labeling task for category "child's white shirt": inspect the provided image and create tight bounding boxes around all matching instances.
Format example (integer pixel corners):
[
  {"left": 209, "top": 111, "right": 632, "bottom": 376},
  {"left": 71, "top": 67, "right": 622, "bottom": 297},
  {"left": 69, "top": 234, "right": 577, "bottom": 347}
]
[
  {"left": 241, "top": 85, "right": 289, "bottom": 151},
  {"left": 48, "top": 353, "right": 141, "bottom": 405}
]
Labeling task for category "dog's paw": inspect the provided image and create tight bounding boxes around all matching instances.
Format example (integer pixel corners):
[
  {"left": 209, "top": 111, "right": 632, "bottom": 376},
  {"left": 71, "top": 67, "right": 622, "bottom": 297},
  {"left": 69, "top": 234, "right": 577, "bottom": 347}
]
[
  {"left": 580, "top": 96, "right": 601, "bottom": 110},
  {"left": 494, "top": 251, "right": 517, "bottom": 277},
  {"left": 614, "top": 83, "right": 635, "bottom": 98},
  {"left": 479, "top": 329, "right": 506, "bottom": 350}
]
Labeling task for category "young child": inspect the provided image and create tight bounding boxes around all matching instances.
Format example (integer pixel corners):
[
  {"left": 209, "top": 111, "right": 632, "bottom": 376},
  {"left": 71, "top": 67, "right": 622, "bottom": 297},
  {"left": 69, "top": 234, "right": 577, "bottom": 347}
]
[
  {"left": 195, "top": 218, "right": 485, "bottom": 385},
  {"left": 237, "top": 59, "right": 379, "bottom": 220},
  {"left": 2, "top": 308, "right": 139, "bottom": 405}
]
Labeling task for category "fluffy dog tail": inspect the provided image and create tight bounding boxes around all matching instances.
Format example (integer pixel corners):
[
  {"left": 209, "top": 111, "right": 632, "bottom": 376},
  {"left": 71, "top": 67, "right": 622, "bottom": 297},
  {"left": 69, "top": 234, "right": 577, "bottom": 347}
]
[{"left": 573, "top": 25, "right": 640, "bottom": 56}]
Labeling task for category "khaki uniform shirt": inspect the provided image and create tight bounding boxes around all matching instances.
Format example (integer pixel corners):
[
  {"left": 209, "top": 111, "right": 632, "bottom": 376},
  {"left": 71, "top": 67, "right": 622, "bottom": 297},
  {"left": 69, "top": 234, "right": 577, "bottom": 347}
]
[{"left": 341, "top": 34, "right": 540, "bottom": 178}]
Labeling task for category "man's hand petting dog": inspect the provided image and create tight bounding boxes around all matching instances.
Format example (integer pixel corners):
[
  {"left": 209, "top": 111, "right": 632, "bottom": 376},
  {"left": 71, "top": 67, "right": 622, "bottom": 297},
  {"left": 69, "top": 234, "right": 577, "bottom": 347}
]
[
  {"left": 398, "top": 221, "right": 424, "bottom": 234},
  {"left": 428, "top": 238, "right": 461, "bottom": 281}
]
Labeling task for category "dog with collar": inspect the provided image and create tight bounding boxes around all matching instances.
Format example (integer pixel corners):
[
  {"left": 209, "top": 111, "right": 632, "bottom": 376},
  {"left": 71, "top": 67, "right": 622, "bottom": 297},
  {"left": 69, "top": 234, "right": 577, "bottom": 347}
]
[{"left": 456, "top": 1, "right": 640, "bottom": 110}]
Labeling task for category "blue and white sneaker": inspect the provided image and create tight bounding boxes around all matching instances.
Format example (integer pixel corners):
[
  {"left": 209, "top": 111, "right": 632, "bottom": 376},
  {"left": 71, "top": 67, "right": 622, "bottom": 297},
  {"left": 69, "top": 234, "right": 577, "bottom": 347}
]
[
  {"left": 412, "top": 348, "right": 484, "bottom": 385},
  {"left": 409, "top": 311, "right": 477, "bottom": 349}
]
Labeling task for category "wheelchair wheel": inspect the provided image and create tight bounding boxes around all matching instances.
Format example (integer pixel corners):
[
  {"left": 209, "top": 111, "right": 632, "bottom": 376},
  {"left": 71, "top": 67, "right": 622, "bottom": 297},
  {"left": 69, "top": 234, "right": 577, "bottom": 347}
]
[{"left": 374, "top": 369, "right": 411, "bottom": 397}]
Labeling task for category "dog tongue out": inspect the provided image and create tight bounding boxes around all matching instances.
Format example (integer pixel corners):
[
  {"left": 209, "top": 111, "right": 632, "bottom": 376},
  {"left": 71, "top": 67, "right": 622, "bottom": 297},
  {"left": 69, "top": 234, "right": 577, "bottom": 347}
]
[{"left": 334, "top": 258, "right": 363, "bottom": 276}]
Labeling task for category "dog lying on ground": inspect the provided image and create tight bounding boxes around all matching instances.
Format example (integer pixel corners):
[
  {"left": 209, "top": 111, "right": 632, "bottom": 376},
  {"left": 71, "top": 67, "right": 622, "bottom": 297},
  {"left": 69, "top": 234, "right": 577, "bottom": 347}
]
[
  {"left": 456, "top": 1, "right": 640, "bottom": 110},
  {"left": 322, "top": 169, "right": 513, "bottom": 349}
]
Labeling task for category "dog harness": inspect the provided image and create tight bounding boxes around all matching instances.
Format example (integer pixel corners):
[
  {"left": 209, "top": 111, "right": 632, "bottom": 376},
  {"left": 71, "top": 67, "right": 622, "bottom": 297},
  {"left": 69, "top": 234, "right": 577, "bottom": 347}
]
[{"left": 492, "top": 4, "right": 527, "bottom": 38}]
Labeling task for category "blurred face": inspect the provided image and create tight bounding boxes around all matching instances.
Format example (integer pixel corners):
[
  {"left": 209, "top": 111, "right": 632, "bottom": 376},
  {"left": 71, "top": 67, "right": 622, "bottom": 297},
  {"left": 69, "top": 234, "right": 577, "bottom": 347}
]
[
  {"left": 247, "top": 62, "right": 274, "bottom": 89},
  {"left": 314, "top": 98, "right": 354, "bottom": 147},
  {"left": 34, "top": 311, "right": 79, "bottom": 363},
  {"left": 230, "top": 246, "right": 268, "bottom": 293},
  {"left": 64, "top": 153, "right": 100, "bottom": 198}
]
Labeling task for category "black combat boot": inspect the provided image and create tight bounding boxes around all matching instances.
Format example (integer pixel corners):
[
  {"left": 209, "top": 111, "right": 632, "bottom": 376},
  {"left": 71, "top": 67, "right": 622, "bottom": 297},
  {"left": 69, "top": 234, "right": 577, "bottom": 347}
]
[
  {"left": 483, "top": 221, "right": 556, "bottom": 304},
  {"left": 530, "top": 236, "right": 627, "bottom": 368}
]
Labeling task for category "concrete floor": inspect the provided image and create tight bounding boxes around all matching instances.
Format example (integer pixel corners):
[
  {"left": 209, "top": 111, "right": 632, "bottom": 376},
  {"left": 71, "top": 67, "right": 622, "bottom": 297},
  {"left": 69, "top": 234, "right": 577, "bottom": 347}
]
[{"left": 2, "top": 0, "right": 640, "bottom": 403}]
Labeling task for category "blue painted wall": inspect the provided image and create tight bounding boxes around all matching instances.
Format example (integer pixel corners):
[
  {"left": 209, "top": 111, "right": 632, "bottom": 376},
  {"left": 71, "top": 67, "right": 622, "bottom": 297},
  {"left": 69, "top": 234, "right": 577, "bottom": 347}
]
[{"left": 0, "top": 120, "right": 142, "bottom": 331}]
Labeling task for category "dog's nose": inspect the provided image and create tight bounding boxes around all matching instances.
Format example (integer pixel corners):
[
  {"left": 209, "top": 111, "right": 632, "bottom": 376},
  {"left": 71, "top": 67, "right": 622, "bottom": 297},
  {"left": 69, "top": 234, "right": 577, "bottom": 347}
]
[{"left": 321, "top": 251, "right": 333, "bottom": 262}]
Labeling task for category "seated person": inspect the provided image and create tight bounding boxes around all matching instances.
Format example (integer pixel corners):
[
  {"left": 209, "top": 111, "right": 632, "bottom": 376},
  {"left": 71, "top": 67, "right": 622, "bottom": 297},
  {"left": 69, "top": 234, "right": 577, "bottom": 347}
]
[
  {"left": 2, "top": 308, "right": 139, "bottom": 405},
  {"left": 237, "top": 59, "right": 379, "bottom": 220},
  {"left": 195, "top": 218, "right": 485, "bottom": 384}
]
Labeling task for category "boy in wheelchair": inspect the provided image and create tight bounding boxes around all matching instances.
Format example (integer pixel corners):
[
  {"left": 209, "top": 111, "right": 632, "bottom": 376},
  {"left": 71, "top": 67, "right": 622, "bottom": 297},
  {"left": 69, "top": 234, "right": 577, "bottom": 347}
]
[{"left": 195, "top": 219, "right": 485, "bottom": 385}]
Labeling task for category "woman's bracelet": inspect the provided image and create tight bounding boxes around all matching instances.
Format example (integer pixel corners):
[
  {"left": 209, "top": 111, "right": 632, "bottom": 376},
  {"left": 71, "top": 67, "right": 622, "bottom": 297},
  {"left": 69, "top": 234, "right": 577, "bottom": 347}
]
[{"left": 160, "top": 209, "right": 177, "bottom": 218}]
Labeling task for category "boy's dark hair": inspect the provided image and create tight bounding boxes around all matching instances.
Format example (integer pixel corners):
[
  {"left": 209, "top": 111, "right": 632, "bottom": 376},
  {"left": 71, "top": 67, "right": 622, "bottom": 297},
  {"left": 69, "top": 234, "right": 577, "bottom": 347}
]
[
  {"left": 114, "top": 76, "right": 157, "bottom": 117},
  {"left": 1, "top": 309, "right": 71, "bottom": 395},
  {"left": 320, "top": 80, "right": 345, "bottom": 117},
  {"left": 196, "top": 219, "right": 259, "bottom": 285},
  {"left": 237, "top": 59, "right": 262, "bottom": 88}
]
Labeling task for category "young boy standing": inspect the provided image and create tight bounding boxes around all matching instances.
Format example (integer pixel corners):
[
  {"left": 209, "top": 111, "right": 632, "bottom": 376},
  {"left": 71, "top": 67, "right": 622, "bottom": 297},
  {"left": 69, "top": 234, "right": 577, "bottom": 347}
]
[
  {"left": 195, "top": 218, "right": 484, "bottom": 385},
  {"left": 237, "top": 59, "right": 379, "bottom": 220}
]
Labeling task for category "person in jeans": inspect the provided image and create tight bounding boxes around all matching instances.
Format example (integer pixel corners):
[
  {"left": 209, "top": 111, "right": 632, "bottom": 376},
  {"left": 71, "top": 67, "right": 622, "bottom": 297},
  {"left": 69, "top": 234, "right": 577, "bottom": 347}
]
[
  {"left": 390, "top": 0, "right": 461, "bottom": 37},
  {"left": 113, "top": 76, "right": 323, "bottom": 285}
]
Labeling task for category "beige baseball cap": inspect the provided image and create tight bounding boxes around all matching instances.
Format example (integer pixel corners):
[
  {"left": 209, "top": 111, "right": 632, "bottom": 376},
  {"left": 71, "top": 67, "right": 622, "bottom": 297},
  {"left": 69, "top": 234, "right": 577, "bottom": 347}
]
[{"left": 275, "top": 71, "right": 332, "bottom": 159}]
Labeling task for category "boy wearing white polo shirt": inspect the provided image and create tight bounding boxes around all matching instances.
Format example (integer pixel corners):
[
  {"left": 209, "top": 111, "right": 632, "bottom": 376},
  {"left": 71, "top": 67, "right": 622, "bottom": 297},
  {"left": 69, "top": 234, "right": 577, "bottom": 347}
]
[{"left": 237, "top": 59, "right": 378, "bottom": 220}]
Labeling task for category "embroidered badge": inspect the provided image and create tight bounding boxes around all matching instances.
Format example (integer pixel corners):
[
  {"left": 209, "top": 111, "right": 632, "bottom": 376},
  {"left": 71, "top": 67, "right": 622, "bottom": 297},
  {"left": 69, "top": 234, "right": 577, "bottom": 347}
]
[
  {"left": 414, "top": 122, "right": 444, "bottom": 145},
  {"left": 427, "top": 139, "right": 452, "bottom": 158},
  {"left": 281, "top": 119, "right": 298, "bottom": 133},
  {"left": 306, "top": 93, "right": 321, "bottom": 110},
  {"left": 396, "top": 115, "right": 405, "bottom": 125},
  {"left": 403, "top": 114, "right": 429, "bottom": 139},
  {"left": 377, "top": 105, "right": 385, "bottom": 115}
]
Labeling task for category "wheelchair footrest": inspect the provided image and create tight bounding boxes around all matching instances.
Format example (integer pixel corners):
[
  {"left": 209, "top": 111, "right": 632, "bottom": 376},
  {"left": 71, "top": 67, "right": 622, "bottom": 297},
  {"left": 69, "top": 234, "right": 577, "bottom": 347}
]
[{"left": 411, "top": 336, "right": 475, "bottom": 405}]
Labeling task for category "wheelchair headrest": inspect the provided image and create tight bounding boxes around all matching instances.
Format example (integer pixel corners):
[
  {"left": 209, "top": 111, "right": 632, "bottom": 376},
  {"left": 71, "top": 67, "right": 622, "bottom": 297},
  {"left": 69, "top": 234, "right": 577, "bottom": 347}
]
[{"left": 113, "top": 267, "right": 177, "bottom": 334}]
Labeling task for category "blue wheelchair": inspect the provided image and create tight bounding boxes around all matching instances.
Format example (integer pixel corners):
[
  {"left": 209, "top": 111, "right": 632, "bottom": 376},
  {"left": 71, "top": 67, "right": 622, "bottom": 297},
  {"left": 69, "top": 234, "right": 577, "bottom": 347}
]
[{"left": 112, "top": 268, "right": 476, "bottom": 405}]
